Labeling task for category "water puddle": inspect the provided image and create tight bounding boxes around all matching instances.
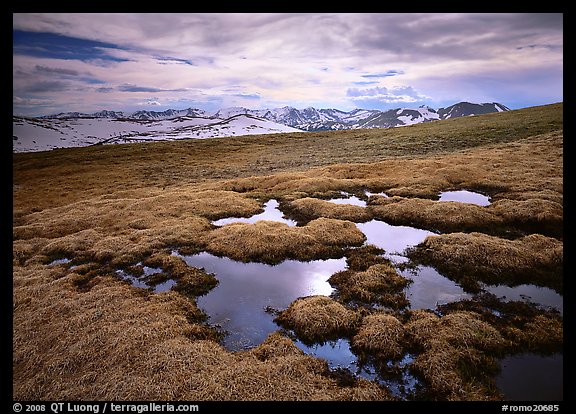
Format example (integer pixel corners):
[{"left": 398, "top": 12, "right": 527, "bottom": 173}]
[
  {"left": 365, "top": 191, "right": 389, "bottom": 198},
  {"left": 212, "top": 199, "right": 296, "bottom": 226},
  {"left": 48, "top": 258, "right": 71, "bottom": 266},
  {"left": 483, "top": 284, "right": 563, "bottom": 315},
  {"left": 176, "top": 251, "right": 346, "bottom": 350},
  {"left": 438, "top": 190, "right": 491, "bottom": 206},
  {"left": 401, "top": 266, "right": 471, "bottom": 309},
  {"left": 295, "top": 339, "right": 418, "bottom": 398},
  {"left": 174, "top": 190, "right": 558, "bottom": 399},
  {"left": 496, "top": 353, "right": 563, "bottom": 400},
  {"left": 325, "top": 195, "right": 367, "bottom": 207},
  {"left": 356, "top": 220, "right": 435, "bottom": 261},
  {"left": 115, "top": 264, "right": 176, "bottom": 293}
]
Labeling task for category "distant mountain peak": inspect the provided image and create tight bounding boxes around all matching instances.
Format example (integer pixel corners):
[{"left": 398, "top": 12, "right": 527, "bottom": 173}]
[{"left": 36, "top": 101, "right": 509, "bottom": 131}]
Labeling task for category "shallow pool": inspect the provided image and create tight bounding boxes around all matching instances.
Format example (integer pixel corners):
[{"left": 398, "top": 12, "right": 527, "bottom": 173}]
[
  {"left": 115, "top": 264, "right": 176, "bottom": 293},
  {"left": 496, "top": 353, "right": 563, "bottom": 400},
  {"left": 483, "top": 283, "right": 563, "bottom": 315},
  {"left": 177, "top": 252, "right": 346, "bottom": 350},
  {"left": 212, "top": 199, "right": 297, "bottom": 227},
  {"left": 438, "top": 190, "right": 491, "bottom": 206},
  {"left": 295, "top": 339, "right": 419, "bottom": 399},
  {"left": 401, "top": 266, "right": 471, "bottom": 309},
  {"left": 325, "top": 195, "right": 367, "bottom": 207},
  {"left": 356, "top": 220, "right": 435, "bottom": 259}
]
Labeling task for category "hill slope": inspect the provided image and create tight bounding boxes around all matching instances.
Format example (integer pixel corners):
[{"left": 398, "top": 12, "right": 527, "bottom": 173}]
[
  {"left": 13, "top": 103, "right": 563, "bottom": 401},
  {"left": 14, "top": 101, "right": 510, "bottom": 153}
]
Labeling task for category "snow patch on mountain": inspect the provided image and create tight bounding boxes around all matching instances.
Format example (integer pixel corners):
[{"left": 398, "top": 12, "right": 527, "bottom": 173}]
[
  {"left": 14, "top": 101, "right": 510, "bottom": 152},
  {"left": 13, "top": 114, "right": 302, "bottom": 153}
]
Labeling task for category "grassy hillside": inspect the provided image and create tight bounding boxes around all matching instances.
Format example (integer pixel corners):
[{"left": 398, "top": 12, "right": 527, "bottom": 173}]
[
  {"left": 13, "top": 103, "right": 562, "bottom": 213},
  {"left": 13, "top": 103, "right": 563, "bottom": 401}
]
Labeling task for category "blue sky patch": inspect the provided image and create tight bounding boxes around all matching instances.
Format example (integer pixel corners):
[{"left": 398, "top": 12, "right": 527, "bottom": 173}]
[
  {"left": 13, "top": 30, "right": 129, "bottom": 62},
  {"left": 361, "top": 70, "right": 404, "bottom": 78}
]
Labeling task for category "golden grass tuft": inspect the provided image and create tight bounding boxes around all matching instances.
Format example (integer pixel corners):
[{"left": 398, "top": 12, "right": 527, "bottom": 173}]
[
  {"left": 274, "top": 296, "right": 362, "bottom": 344},
  {"left": 284, "top": 197, "right": 371, "bottom": 223},
  {"left": 344, "top": 244, "right": 389, "bottom": 271},
  {"left": 370, "top": 196, "right": 503, "bottom": 234},
  {"left": 351, "top": 313, "right": 406, "bottom": 359},
  {"left": 248, "top": 331, "right": 306, "bottom": 361},
  {"left": 489, "top": 198, "right": 563, "bottom": 238},
  {"left": 329, "top": 263, "right": 410, "bottom": 309},
  {"left": 409, "top": 232, "right": 563, "bottom": 292},
  {"left": 434, "top": 293, "right": 563, "bottom": 355},
  {"left": 203, "top": 218, "right": 365, "bottom": 264},
  {"left": 405, "top": 310, "right": 507, "bottom": 400},
  {"left": 500, "top": 314, "right": 564, "bottom": 353}
]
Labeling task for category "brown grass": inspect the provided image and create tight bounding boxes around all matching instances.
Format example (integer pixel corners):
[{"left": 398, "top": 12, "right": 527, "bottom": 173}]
[
  {"left": 329, "top": 264, "right": 411, "bottom": 309},
  {"left": 284, "top": 197, "right": 371, "bottom": 223},
  {"left": 274, "top": 296, "right": 362, "bottom": 344},
  {"left": 13, "top": 265, "right": 391, "bottom": 400},
  {"left": 13, "top": 189, "right": 263, "bottom": 267},
  {"left": 436, "top": 294, "right": 563, "bottom": 354},
  {"left": 405, "top": 310, "right": 507, "bottom": 400},
  {"left": 408, "top": 232, "right": 563, "bottom": 293},
  {"left": 203, "top": 218, "right": 366, "bottom": 264},
  {"left": 351, "top": 313, "right": 406, "bottom": 360},
  {"left": 344, "top": 244, "right": 389, "bottom": 271},
  {"left": 369, "top": 196, "right": 504, "bottom": 234},
  {"left": 12, "top": 104, "right": 563, "bottom": 400}
]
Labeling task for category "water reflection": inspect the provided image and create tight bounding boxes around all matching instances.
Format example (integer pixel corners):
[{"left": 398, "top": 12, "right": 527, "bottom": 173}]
[
  {"left": 325, "top": 196, "right": 367, "bottom": 207},
  {"left": 114, "top": 265, "right": 176, "bottom": 293},
  {"left": 401, "top": 266, "right": 471, "bottom": 309},
  {"left": 365, "top": 191, "right": 389, "bottom": 198},
  {"left": 178, "top": 252, "right": 346, "bottom": 350},
  {"left": 496, "top": 353, "right": 563, "bottom": 401},
  {"left": 212, "top": 199, "right": 296, "bottom": 227},
  {"left": 483, "top": 284, "right": 563, "bottom": 314},
  {"left": 438, "top": 190, "right": 491, "bottom": 206},
  {"left": 295, "top": 339, "right": 418, "bottom": 398},
  {"left": 356, "top": 220, "right": 435, "bottom": 256}
]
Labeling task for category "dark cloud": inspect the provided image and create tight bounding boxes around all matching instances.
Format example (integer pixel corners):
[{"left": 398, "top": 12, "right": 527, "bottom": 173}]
[
  {"left": 23, "top": 80, "right": 69, "bottom": 93},
  {"left": 117, "top": 84, "right": 190, "bottom": 93},
  {"left": 155, "top": 56, "right": 196, "bottom": 65},
  {"left": 35, "top": 65, "right": 79, "bottom": 76},
  {"left": 346, "top": 13, "right": 563, "bottom": 61},
  {"left": 118, "top": 84, "right": 164, "bottom": 93}
]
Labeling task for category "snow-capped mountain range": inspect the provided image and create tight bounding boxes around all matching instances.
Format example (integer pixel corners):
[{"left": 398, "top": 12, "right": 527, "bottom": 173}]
[{"left": 13, "top": 102, "right": 509, "bottom": 153}]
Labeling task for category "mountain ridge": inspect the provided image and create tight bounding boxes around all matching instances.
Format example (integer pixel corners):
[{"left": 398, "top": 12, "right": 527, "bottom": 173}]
[
  {"left": 37, "top": 101, "right": 510, "bottom": 132},
  {"left": 14, "top": 101, "right": 511, "bottom": 153}
]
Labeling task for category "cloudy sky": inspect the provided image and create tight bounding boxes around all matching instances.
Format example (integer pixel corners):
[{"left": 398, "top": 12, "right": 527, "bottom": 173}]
[{"left": 13, "top": 13, "right": 563, "bottom": 116}]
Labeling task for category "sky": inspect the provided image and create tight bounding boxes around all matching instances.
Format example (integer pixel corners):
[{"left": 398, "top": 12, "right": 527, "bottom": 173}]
[{"left": 13, "top": 13, "right": 563, "bottom": 117}]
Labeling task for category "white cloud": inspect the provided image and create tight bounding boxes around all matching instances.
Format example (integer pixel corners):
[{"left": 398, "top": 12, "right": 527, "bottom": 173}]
[
  {"left": 13, "top": 13, "right": 563, "bottom": 115},
  {"left": 347, "top": 85, "right": 430, "bottom": 104}
]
